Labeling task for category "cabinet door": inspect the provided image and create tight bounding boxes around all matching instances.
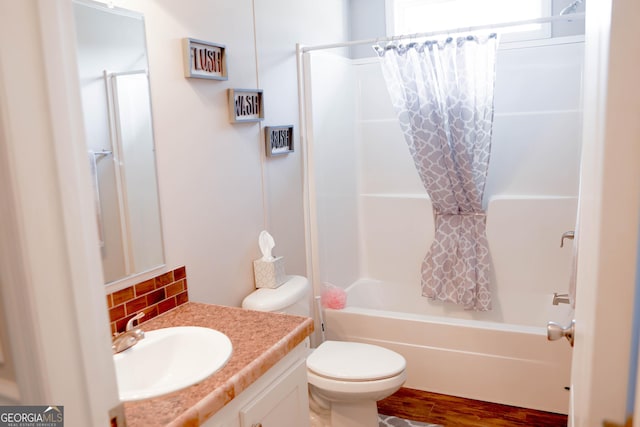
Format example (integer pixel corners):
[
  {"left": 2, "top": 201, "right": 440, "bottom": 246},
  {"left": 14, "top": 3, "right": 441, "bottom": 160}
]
[{"left": 240, "top": 358, "right": 310, "bottom": 427}]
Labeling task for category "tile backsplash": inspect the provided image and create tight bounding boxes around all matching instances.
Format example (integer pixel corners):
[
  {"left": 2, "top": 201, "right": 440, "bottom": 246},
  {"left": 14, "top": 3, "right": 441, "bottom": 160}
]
[{"left": 106, "top": 266, "right": 189, "bottom": 334}]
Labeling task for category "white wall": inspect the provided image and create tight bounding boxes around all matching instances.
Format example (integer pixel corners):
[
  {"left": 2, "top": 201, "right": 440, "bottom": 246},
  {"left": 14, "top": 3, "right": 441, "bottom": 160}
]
[
  {"left": 254, "top": 0, "right": 350, "bottom": 292},
  {"left": 309, "top": 37, "right": 584, "bottom": 325},
  {"left": 348, "top": 0, "right": 386, "bottom": 59},
  {"left": 105, "top": 0, "right": 349, "bottom": 306}
]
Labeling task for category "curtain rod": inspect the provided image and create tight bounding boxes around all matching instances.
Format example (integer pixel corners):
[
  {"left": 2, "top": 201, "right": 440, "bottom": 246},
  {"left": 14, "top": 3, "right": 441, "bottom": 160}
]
[{"left": 301, "top": 13, "right": 585, "bottom": 53}]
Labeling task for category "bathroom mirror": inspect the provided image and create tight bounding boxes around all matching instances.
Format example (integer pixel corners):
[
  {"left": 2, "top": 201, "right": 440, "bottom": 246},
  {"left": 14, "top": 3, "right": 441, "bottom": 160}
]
[{"left": 73, "top": 0, "right": 165, "bottom": 285}]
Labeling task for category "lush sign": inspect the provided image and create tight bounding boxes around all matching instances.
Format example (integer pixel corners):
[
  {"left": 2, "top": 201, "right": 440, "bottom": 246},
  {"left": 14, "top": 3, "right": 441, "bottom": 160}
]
[{"left": 183, "top": 38, "right": 227, "bottom": 80}]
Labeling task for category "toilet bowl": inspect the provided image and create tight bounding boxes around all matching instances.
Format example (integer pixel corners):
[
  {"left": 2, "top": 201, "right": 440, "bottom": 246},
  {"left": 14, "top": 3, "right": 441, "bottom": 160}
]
[
  {"left": 307, "top": 340, "right": 406, "bottom": 427},
  {"left": 242, "top": 276, "right": 407, "bottom": 427}
]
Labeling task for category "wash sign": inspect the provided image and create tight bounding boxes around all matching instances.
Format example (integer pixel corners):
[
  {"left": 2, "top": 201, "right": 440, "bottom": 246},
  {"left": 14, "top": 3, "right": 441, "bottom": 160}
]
[
  {"left": 227, "top": 89, "right": 264, "bottom": 123},
  {"left": 234, "top": 92, "right": 261, "bottom": 120},
  {"left": 0, "top": 406, "right": 64, "bottom": 427}
]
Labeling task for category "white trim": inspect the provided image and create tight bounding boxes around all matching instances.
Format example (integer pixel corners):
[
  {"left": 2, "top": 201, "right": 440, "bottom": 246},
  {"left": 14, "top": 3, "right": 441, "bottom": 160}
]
[
  {"left": 73, "top": 0, "right": 143, "bottom": 21},
  {"left": 105, "top": 264, "right": 167, "bottom": 294},
  {"left": 37, "top": 0, "right": 120, "bottom": 423}
]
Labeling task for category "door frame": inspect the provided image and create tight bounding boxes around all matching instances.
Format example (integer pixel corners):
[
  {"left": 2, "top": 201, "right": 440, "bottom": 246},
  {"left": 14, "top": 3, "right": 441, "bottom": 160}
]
[{"left": 0, "top": 0, "right": 122, "bottom": 424}]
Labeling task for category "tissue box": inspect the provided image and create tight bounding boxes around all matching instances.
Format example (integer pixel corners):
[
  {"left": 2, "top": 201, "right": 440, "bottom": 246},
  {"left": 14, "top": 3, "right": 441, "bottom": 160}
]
[{"left": 253, "top": 257, "right": 286, "bottom": 288}]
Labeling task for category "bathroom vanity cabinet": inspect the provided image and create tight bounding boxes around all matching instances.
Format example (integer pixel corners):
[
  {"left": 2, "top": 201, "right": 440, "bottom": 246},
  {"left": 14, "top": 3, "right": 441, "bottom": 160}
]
[
  {"left": 122, "top": 302, "right": 313, "bottom": 427},
  {"left": 203, "top": 341, "right": 310, "bottom": 427}
]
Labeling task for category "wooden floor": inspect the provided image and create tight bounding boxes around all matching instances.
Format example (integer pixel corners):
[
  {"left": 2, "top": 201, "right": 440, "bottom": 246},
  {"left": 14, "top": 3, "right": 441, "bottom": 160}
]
[{"left": 377, "top": 388, "right": 568, "bottom": 427}]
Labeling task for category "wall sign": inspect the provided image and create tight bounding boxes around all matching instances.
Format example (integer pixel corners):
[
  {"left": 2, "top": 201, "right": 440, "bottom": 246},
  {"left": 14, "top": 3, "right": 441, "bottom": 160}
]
[
  {"left": 265, "top": 126, "right": 294, "bottom": 157},
  {"left": 228, "top": 89, "right": 264, "bottom": 123},
  {"left": 183, "top": 38, "right": 227, "bottom": 80}
]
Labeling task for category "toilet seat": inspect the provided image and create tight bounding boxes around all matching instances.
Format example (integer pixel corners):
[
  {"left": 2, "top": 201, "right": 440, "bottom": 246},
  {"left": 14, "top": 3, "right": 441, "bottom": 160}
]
[
  {"left": 307, "top": 341, "right": 406, "bottom": 381},
  {"left": 307, "top": 368, "right": 407, "bottom": 396}
]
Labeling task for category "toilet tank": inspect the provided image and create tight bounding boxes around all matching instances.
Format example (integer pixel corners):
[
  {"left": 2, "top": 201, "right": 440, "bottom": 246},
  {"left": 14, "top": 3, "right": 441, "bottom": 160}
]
[{"left": 241, "top": 275, "right": 311, "bottom": 317}]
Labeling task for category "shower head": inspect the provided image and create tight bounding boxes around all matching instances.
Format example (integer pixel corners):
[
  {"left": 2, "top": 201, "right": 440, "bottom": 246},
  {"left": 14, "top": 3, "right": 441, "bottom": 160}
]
[{"left": 560, "top": 0, "right": 585, "bottom": 15}]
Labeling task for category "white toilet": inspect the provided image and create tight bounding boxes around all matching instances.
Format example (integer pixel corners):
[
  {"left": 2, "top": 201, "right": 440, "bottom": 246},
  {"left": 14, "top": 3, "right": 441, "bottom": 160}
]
[{"left": 242, "top": 275, "right": 407, "bottom": 427}]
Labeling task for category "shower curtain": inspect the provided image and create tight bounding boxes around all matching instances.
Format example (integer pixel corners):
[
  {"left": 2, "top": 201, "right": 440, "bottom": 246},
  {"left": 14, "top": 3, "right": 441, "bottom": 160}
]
[{"left": 375, "top": 34, "right": 498, "bottom": 311}]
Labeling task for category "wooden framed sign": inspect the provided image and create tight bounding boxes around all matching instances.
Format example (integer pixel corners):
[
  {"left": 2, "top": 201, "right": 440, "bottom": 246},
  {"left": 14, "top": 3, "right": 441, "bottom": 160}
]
[
  {"left": 183, "top": 38, "right": 227, "bottom": 80},
  {"left": 265, "top": 126, "right": 294, "bottom": 157},
  {"left": 228, "top": 89, "right": 264, "bottom": 123}
]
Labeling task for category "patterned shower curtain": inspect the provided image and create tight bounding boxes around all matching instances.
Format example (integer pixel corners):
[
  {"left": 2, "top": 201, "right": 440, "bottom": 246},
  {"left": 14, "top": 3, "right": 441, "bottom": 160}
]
[{"left": 375, "top": 34, "right": 498, "bottom": 311}]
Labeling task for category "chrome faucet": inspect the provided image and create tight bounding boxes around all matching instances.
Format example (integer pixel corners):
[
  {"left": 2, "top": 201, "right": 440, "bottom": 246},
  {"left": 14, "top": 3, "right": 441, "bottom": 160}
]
[
  {"left": 112, "top": 312, "right": 145, "bottom": 354},
  {"left": 552, "top": 292, "right": 571, "bottom": 305},
  {"left": 560, "top": 230, "right": 575, "bottom": 248}
]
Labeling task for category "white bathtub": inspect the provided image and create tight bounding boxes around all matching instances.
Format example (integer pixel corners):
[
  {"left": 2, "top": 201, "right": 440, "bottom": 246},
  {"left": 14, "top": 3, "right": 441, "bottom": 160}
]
[{"left": 323, "top": 279, "right": 573, "bottom": 414}]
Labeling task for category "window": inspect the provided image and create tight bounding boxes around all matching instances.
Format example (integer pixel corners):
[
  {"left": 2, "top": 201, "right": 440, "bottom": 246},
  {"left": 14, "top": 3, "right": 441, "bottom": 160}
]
[{"left": 386, "top": 0, "right": 551, "bottom": 42}]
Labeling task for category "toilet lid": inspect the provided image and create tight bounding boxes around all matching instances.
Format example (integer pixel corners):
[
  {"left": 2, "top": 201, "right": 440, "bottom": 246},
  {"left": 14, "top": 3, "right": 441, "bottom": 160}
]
[{"left": 307, "top": 341, "right": 406, "bottom": 381}]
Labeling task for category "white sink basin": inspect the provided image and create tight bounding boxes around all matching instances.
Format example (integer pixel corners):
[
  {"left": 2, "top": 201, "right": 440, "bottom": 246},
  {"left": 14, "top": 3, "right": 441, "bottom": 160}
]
[{"left": 113, "top": 326, "right": 233, "bottom": 402}]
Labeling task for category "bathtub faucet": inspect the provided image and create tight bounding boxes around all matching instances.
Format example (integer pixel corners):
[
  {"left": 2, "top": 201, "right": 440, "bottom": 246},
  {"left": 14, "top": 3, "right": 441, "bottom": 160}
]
[
  {"left": 552, "top": 292, "right": 571, "bottom": 305},
  {"left": 560, "top": 230, "right": 574, "bottom": 248}
]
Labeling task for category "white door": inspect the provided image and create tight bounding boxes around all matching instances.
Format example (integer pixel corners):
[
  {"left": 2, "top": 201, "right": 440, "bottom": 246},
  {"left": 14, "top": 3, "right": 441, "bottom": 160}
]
[
  {"left": 0, "top": 1, "right": 123, "bottom": 425},
  {"left": 569, "top": 0, "right": 640, "bottom": 425}
]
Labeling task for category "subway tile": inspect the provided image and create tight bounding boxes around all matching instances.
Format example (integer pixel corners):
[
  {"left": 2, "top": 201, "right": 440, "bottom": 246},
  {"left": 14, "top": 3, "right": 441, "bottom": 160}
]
[
  {"left": 142, "top": 305, "right": 158, "bottom": 322},
  {"left": 158, "top": 297, "right": 177, "bottom": 315},
  {"left": 115, "top": 317, "right": 128, "bottom": 333},
  {"left": 174, "top": 266, "right": 186, "bottom": 281},
  {"left": 166, "top": 280, "right": 184, "bottom": 297},
  {"left": 135, "top": 279, "right": 155, "bottom": 296},
  {"left": 125, "top": 296, "right": 147, "bottom": 315},
  {"left": 106, "top": 267, "right": 190, "bottom": 334},
  {"left": 112, "top": 286, "right": 134, "bottom": 306},
  {"left": 109, "top": 304, "right": 125, "bottom": 323},
  {"left": 146, "top": 288, "right": 165, "bottom": 306},
  {"left": 155, "top": 271, "right": 174, "bottom": 288},
  {"left": 176, "top": 291, "right": 189, "bottom": 306}
]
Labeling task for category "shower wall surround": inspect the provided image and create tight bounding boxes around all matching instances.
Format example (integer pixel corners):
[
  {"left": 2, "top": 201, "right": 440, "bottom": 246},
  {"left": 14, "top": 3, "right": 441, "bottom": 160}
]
[
  {"left": 106, "top": 266, "right": 188, "bottom": 334},
  {"left": 309, "top": 36, "right": 584, "bottom": 322}
]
